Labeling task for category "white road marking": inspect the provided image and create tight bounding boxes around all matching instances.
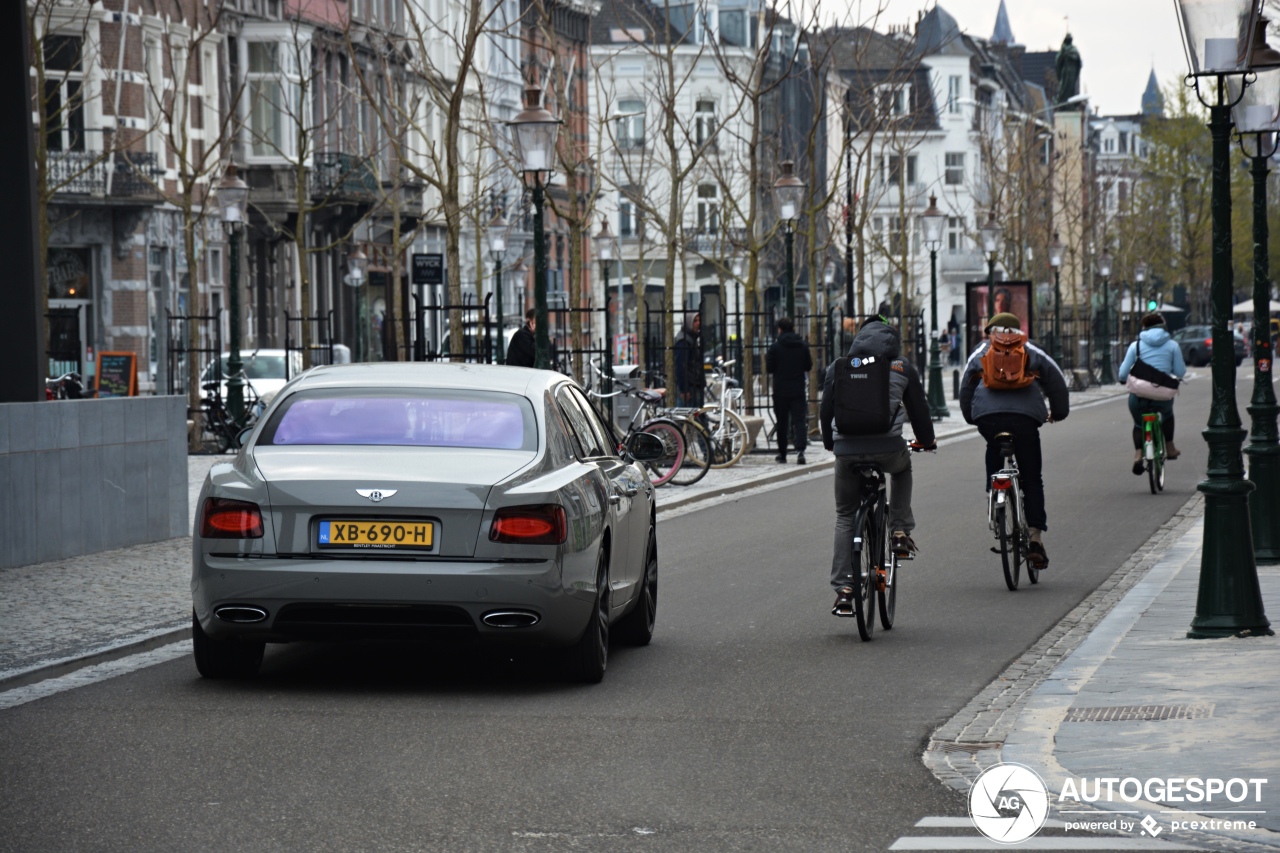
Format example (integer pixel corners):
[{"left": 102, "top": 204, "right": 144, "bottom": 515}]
[
  {"left": 0, "top": 642, "right": 191, "bottom": 711},
  {"left": 914, "top": 817, "right": 1068, "bottom": 829},
  {"left": 889, "top": 837, "right": 1201, "bottom": 850}
]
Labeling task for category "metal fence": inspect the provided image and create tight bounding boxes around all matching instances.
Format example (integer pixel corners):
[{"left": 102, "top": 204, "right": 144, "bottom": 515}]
[
  {"left": 166, "top": 311, "right": 222, "bottom": 396},
  {"left": 284, "top": 310, "right": 337, "bottom": 374}
]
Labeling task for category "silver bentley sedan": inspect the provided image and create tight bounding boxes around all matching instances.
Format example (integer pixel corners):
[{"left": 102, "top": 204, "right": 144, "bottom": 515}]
[{"left": 191, "top": 362, "right": 664, "bottom": 683}]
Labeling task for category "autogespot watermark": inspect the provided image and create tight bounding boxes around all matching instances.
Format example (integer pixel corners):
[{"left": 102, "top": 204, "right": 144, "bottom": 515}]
[{"left": 968, "top": 763, "right": 1269, "bottom": 844}]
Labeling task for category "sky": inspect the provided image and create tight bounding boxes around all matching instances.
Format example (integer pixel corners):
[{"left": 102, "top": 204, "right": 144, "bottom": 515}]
[{"left": 867, "top": 1, "right": 1189, "bottom": 117}]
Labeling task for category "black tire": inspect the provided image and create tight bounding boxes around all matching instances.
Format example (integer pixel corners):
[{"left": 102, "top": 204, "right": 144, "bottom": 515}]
[
  {"left": 997, "top": 505, "right": 1019, "bottom": 591},
  {"left": 1149, "top": 451, "right": 1165, "bottom": 493},
  {"left": 615, "top": 527, "right": 657, "bottom": 646},
  {"left": 669, "top": 418, "right": 712, "bottom": 486},
  {"left": 639, "top": 420, "right": 685, "bottom": 487},
  {"left": 878, "top": 551, "right": 897, "bottom": 630},
  {"left": 192, "top": 611, "right": 264, "bottom": 679},
  {"left": 564, "top": 552, "right": 609, "bottom": 683},
  {"left": 854, "top": 508, "right": 878, "bottom": 641}
]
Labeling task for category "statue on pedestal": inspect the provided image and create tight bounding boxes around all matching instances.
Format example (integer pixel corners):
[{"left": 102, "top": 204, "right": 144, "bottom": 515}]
[{"left": 1055, "top": 34, "right": 1082, "bottom": 107}]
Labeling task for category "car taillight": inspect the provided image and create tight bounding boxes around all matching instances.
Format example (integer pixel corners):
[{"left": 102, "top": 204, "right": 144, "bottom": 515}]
[
  {"left": 201, "top": 497, "right": 264, "bottom": 538},
  {"left": 1205, "top": 338, "right": 1213, "bottom": 346},
  {"left": 489, "top": 505, "right": 566, "bottom": 545},
  {"left": 992, "top": 477, "right": 1013, "bottom": 491}
]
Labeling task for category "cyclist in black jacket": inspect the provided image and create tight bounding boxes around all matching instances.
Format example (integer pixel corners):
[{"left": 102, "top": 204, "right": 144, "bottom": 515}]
[{"left": 820, "top": 318, "right": 936, "bottom": 616}]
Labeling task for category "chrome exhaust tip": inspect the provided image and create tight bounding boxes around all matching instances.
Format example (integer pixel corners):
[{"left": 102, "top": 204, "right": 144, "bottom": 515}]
[
  {"left": 215, "top": 605, "right": 269, "bottom": 624},
  {"left": 481, "top": 610, "right": 540, "bottom": 628}
]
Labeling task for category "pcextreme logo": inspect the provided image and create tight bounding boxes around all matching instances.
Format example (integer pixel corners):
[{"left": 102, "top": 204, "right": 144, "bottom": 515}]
[{"left": 968, "top": 763, "right": 1051, "bottom": 844}]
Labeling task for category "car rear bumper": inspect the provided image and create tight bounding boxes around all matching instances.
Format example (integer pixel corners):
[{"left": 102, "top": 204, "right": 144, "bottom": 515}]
[{"left": 192, "top": 555, "right": 589, "bottom": 646}]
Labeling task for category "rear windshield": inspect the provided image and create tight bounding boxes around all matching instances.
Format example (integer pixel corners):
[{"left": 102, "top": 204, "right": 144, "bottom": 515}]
[
  {"left": 258, "top": 389, "right": 537, "bottom": 450},
  {"left": 203, "top": 355, "right": 289, "bottom": 381}
]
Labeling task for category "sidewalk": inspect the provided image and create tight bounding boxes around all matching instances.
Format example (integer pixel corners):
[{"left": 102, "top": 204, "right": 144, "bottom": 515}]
[{"left": 925, "top": 492, "right": 1280, "bottom": 851}]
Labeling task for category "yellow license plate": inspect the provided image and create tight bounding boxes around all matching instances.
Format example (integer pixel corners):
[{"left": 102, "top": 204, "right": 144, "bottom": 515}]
[{"left": 318, "top": 519, "right": 434, "bottom": 550}]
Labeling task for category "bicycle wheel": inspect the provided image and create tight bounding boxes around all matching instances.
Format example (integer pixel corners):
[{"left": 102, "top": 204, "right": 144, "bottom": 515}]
[
  {"left": 669, "top": 418, "right": 712, "bottom": 486},
  {"left": 996, "top": 504, "right": 1019, "bottom": 591},
  {"left": 878, "top": 550, "right": 897, "bottom": 630},
  {"left": 1020, "top": 505, "right": 1038, "bottom": 586},
  {"left": 639, "top": 420, "right": 685, "bottom": 487},
  {"left": 1147, "top": 426, "right": 1166, "bottom": 494},
  {"left": 854, "top": 506, "right": 879, "bottom": 641},
  {"left": 705, "top": 409, "right": 751, "bottom": 468}
]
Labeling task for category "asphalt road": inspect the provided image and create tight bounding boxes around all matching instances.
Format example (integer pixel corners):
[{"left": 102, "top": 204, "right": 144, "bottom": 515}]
[{"left": 0, "top": 375, "right": 1220, "bottom": 852}]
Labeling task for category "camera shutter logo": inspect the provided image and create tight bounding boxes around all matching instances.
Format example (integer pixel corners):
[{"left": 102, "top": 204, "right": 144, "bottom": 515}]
[{"left": 968, "top": 762, "right": 1051, "bottom": 843}]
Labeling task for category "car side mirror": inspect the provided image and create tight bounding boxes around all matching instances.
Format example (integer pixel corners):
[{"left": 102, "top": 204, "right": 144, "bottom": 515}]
[
  {"left": 624, "top": 431, "right": 666, "bottom": 462},
  {"left": 236, "top": 426, "right": 254, "bottom": 448}
]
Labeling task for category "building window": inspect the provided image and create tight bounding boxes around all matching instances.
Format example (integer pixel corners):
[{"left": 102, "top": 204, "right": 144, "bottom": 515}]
[
  {"left": 946, "top": 216, "right": 964, "bottom": 254},
  {"left": 1103, "top": 136, "right": 1115, "bottom": 153},
  {"left": 882, "top": 154, "right": 916, "bottom": 186},
  {"left": 888, "top": 217, "right": 909, "bottom": 256},
  {"left": 617, "top": 98, "right": 645, "bottom": 149},
  {"left": 947, "top": 75, "right": 963, "bottom": 114},
  {"left": 247, "top": 41, "right": 302, "bottom": 158},
  {"left": 695, "top": 99, "right": 716, "bottom": 148},
  {"left": 1119, "top": 131, "right": 1129, "bottom": 153},
  {"left": 877, "top": 83, "right": 911, "bottom": 117},
  {"left": 44, "top": 36, "right": 86, "bottom": 153},
  {"left": 696, "top": 184, "right": 718, "bottom": 234},
  {"left": 620, "top": 187, "right": 642, "bottom": 237},
  {"left": 945, "top": 152, "right": 965, "bottom": 185}
]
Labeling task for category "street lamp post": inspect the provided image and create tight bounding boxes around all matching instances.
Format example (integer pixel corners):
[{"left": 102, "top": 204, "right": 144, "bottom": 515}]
[
  {"left": 1097, "top": 250, "right": 1115, "bottom": 384},
  {"left": 922, "top": 195, "right": 948, "bottom": 419},
  {"left": 774, "top": 160, "right": 805, "bottom": 319},
  {"left": 1174, "top": 0, "right": 1273, "bottom": 637},
  {"left": 346, "top": 247, "right": 368, "bottom": 361},
  {"left": 507, "top": 85, "right": 561, "bottom": 370},
  {"left": 216, "top": 165, "right": 249, "bottom": 428},
  {"left": 823, "top": 261, "right": 837, "bottom": 362},
  {"left": 1049, "top": 233, "right": 1065, "bottom": 364},
  {"left": 489, "top": 215, "right": 507, "bottom": 365},
  {"left": 595, "top": 218, "right": 615, "bottom": 419},
  {"left": 1233, "top": 59, "right": 1280, "bottom": 563},
  {"left": 981, "top": 212, "right": 1003, "bottom": 320}
]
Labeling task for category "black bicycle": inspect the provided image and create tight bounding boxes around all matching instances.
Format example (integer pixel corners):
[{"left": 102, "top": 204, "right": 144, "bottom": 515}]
[
  {"left": 842, "top": 445, "right": 930, "bottom": 641},
  {"left": 988, "top": 432, "right": 1039, "bottom": 590},
  {"left": 197, "top": 375, "right": 260, "bottom": 454}
]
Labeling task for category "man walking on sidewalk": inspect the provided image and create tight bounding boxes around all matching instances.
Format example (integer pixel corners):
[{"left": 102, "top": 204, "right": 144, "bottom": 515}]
[{"left": 767, "top": 317, "right": 813, "bottom": 464}]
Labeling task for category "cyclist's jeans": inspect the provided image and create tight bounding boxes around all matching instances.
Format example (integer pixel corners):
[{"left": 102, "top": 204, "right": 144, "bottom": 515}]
[
  {"left": 977, "top": 414, "right": 1046, "bottom": 532},
  {"left": 1128, "top": 396, "right": 1175, "bottom": 449},
  {"left": 773, "top": 394, "right": 808, "bottom": 454},
  {"left": 830, "top": 449, "right": 913, "bottom": 589}
]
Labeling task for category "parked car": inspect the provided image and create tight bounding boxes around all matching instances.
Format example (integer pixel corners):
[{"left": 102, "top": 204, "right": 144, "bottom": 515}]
[
  {"left": 199, "top": 349, "right": 303, "bottom": 403},
  {"left": 1170, "top": 325, "right": 1246, "bottom": 367},
  {"left": 191, "top": 362, "right": 664, "bottom": 683}
]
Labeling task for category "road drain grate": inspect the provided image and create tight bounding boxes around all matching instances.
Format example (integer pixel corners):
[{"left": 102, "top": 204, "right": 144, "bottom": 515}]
[
  {"left": 936, "top": 741, "right": 1004, "bottom": 753},
  {"left": 1064, "top": 704, "right": 1214, "bottom": 723}
]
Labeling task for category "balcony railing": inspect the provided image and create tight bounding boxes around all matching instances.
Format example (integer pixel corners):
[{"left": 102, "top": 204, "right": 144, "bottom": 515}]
[
  {"left": 310, "top": 152, "right": 379, "bottom": 200},
  {"left": 46, "top": 149, "right": 164, "bottom": 199}
]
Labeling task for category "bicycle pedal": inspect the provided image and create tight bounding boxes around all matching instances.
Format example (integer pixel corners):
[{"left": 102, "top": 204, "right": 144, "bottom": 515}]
[
  {"left": 990, "top": 547, "right": 1002, "bottom": 555},
  {"left": 875, "top": 569, "right": 887, "bottom": 592}
]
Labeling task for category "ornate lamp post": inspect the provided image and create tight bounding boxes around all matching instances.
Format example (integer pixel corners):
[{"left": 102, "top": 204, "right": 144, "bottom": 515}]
[
  {"left": 922, "top": 195, "right": 948, "bottom": 419},
  {"left": 346, "top": 247, "right": 368, "bottom": 361},
  {"left": 1232, "top": 56, "right": 1280, "bottom": 563},
  {"left": 773, "top": 160, "right": 805, "bottom": 318},
  {"left": 1048, "top": 233, "right": 1066, "bottom": 363},
  {"left": 1174, "top": 0, "right": 1273, "bottom": 637},
  {"left": 595, "top": 218, "right": 615, "bottom": 417},
  {"left": 489, "top": 215, "right": 507, "bottom": 364},
  {"left": 216, "top": 165, "right": 249, "bottom": 428},
  {"left": 507, "top": 85, "right": 561, "bottom": 370},
  {"left": 1097, "top": 249, "right": 1115, "bottom": 384},
  {"left": 980, "top": 211, "right": 1003, "bottom": 320}
]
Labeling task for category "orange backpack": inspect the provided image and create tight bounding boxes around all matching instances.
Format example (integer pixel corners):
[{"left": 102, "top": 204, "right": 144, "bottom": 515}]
[{"left": 981, "top": 330, "right": 1038, "bottom": 389}]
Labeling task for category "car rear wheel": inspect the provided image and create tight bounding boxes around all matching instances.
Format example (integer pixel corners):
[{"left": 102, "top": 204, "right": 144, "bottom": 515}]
[
  {"left": 615, "top": 528, "right": 657, "bottom": 646},
  {"left": 563, "top": 552, "right": 609, "bottom": 683},
  {"left": 192, "top": 611, "right": 264, "bottom": 679}
]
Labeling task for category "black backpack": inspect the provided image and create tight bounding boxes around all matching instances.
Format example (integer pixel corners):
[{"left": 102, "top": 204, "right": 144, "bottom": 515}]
[{"left": 832, "top": 354, "right": 895, "bottom": 435}]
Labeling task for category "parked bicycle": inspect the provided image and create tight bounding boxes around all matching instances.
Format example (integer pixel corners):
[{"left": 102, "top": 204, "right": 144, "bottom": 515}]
[
  {"left": 988, "top": 432, "right": 1039, "bottom": 590},
  {"left": 1140, "top": 409, "right": 1167, "bottom": 494},
  {"left": 45, "top": 372, "right": 90, "bottom": 400},
  {"left": 586, "top": 370, "right": 687, "bottom": 487},
  {"left": 840, "top": 444, "right": 932, "bottom": 641},
  {"left": 197, "top": 373, "right": 260, "bottom": 454},
  {"left": 699, "top": 359, "right": 751, "bottom": 468}
]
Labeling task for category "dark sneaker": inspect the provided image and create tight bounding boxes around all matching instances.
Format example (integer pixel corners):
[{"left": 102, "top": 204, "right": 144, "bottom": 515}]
[
  {"left": 1027, "top": 541, "right": 1049, "bottom": 570},
  {"left": 891, "top": 531, "right": 917, "bottom": 557},
  {"left": 1132, "top": 459, "right": 1144, "bottom": 476},
  {"left": 796, "top": 453, "right": 807, "bottom": 465},
  {"left": 832, "top": 586, "right": 855, "bottom": 617},
  {"left": 774, "top": 454, "right": 786, "bottom": 463}
]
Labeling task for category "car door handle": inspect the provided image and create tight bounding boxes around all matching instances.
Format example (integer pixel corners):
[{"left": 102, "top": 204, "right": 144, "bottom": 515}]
[
  {"left": 609, "top": 495, "right": 623, "bottom": 505},
  {"left": 616, "top": 486, "right": 638, "bottom": 497}
]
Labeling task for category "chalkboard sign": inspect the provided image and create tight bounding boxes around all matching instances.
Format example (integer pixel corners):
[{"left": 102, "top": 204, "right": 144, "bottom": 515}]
[{"left": 96, "top": 351, "right": 137, "bottom": 398}]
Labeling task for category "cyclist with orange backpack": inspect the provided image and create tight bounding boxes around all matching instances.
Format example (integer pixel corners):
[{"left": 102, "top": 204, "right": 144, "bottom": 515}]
[{"left": 960, "top": 312, "right": 1070, "bottom": 569}]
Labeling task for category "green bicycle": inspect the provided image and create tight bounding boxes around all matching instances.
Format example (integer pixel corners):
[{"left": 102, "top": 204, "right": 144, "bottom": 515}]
[{"left": 1141, "top": 409, "right": 1167, "bottom": 494}]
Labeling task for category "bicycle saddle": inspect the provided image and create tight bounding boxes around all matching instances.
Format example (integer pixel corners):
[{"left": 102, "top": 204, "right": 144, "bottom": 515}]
[{"left": 637, "top": 389, "right": 665, "bottom": 403}]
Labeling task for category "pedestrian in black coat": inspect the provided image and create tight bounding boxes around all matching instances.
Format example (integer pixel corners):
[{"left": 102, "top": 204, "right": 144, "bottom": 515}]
[
  {"left": 766, "top": 317, "right": 813, "bottom": 463},
  {"left": 673, "top": 311, "right": 706, "bottom": 407},
  {"left": 506, "top": 309, "right": 537, "bottom": 367}
]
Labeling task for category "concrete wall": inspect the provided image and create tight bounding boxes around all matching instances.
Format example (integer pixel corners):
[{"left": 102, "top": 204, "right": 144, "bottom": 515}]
[{"left": 0, "top": 397, "right": 189, "bottom": 568}]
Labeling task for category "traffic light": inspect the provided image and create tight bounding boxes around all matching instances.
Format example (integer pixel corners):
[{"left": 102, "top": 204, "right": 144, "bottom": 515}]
[{"left": 1147, "top": 287, "right": 1160, "bottom": 312}]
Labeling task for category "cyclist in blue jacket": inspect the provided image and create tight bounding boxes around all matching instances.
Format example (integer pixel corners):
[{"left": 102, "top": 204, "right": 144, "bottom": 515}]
[{"left": 1118, "top": 313, "right": 1186, "bottom": 473}]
